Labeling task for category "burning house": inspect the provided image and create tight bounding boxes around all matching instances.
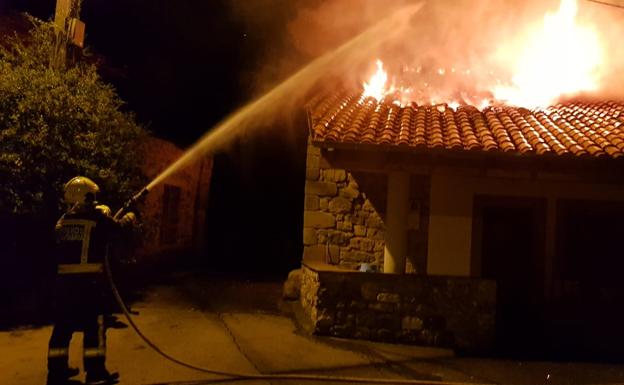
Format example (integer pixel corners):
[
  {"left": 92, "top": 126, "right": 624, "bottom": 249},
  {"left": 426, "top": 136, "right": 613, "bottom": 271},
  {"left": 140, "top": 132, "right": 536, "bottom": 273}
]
[{"left": 298, "top": 0, "right": 624, "bottom": 354}]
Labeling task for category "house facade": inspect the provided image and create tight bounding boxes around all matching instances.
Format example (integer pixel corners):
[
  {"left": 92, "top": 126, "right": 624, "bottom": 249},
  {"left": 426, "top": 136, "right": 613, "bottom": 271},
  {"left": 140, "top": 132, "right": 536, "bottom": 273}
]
[
  {"left": 300, "top": 91, "right": 624, "bottom": 354},
  {"left": 137, "top": 136, "right": 212, "bottom": 261}
]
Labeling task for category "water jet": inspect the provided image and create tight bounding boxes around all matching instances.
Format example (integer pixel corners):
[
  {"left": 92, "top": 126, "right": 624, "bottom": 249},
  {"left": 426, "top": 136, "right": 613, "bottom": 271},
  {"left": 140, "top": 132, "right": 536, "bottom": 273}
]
[{"left": 139, "top": 3, "right": 424, "bottom": 193}]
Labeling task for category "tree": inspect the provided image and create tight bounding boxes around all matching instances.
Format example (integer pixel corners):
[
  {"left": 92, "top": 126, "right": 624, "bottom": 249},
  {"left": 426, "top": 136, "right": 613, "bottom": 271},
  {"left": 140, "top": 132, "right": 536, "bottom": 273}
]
[{"left": 0, "top": 16, "right": 146, "bottom": 218}]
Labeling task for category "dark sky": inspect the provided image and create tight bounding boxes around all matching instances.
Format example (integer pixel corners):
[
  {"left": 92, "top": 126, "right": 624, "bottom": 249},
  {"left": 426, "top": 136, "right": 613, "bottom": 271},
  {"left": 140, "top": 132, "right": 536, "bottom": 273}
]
[
  {"left": 5, "top": 0, "right": 310, "bottom": 273},
  {"left": 8, "top": 0, "right": 304, "bottom": 145}
]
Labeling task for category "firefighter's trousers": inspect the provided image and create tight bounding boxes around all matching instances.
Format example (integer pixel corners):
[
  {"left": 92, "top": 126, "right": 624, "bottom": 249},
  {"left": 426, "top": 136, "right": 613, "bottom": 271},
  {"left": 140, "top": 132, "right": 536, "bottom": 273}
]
[
  {"left": 48, "top": 312, "right": 107, "bottom": 374},
  {"left": 48, "top": 275, "right": 110, "bottom": 376}
]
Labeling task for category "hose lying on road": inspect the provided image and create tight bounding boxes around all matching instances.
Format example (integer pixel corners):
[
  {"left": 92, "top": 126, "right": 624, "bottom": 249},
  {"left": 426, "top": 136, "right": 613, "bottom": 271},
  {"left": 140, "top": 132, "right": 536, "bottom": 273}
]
[{"left": 104, "top": 254, "right": 493, "bottom": 385}]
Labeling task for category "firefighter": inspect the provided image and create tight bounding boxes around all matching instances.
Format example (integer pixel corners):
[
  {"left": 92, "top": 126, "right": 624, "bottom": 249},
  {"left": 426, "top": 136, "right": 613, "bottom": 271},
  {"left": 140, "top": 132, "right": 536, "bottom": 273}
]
[{"left": 47, "top": 176, "right": 136, "bottom": 385}]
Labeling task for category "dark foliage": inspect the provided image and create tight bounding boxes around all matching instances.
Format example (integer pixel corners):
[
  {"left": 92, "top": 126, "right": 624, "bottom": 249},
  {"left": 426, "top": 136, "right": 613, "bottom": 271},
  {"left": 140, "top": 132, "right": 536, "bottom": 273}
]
[{"left": 0, "top": 16, "right": 146, "bottom": 217}]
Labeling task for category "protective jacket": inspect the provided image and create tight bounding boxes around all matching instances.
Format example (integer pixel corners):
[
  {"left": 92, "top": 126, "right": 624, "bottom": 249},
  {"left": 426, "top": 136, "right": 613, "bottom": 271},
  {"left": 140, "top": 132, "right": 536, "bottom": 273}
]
[{"left": 55, "top": 204, "right": 118, "bottom": 276}]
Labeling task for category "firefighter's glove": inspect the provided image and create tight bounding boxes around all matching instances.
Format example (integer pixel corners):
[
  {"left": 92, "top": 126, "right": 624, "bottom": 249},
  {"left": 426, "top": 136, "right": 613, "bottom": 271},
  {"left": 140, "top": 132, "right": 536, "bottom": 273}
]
[
  {"left": 96, "top": 204, "right": 113, "bottom": 217},
  {"left": 119, "top": 212, "right": 137, "bottom": 227}
]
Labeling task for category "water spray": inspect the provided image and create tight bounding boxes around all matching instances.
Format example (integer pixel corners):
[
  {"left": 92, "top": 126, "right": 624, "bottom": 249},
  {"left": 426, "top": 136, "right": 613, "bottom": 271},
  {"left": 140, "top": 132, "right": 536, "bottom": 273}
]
[{"left": 141, "top": 3, "right": 424, "bottom": 194}]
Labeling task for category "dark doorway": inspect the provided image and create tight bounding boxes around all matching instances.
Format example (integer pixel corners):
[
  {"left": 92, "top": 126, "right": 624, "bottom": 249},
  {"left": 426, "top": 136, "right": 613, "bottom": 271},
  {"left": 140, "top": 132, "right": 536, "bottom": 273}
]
[
  {"left": 473, "top": 196, "right": 546, "bottom": 356},
  {"left": 553, "top": 200, "right": 624, "bottom": 359}
]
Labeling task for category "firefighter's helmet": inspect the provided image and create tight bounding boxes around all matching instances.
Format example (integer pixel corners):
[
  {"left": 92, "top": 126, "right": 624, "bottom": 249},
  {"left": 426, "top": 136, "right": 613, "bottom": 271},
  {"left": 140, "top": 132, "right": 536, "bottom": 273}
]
[{"left": 63, "top": 176, "right": 100, "bottom": 205}]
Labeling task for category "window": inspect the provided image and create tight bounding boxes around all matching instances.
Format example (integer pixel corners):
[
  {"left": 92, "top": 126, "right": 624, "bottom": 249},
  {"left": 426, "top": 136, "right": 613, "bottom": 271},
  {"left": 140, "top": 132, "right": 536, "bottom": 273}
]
[{"left": 160, "top": 185, "right": 181, "bottom": 245}]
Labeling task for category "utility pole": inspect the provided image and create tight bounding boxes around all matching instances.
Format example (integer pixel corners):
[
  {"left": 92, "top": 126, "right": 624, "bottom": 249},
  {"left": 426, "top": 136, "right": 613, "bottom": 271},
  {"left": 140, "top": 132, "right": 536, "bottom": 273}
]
[{"left": 53, "top": 0, "right": 85, "bottom": 69}]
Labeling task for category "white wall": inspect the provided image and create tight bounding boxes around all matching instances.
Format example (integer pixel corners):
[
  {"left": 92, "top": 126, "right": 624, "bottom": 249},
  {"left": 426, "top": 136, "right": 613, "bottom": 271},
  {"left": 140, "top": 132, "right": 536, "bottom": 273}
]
[{"left": 427, "top": 166, "right": 624, "bottom": 276}]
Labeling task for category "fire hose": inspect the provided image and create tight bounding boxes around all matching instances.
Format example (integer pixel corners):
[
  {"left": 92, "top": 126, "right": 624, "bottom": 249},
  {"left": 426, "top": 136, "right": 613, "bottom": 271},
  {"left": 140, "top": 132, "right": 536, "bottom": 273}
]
[
  {"left": 113, "top": 188, "right": 149, "bottom": 221},
  {"left": 107, "top": 194, "right": 494, "bottom": 385}
]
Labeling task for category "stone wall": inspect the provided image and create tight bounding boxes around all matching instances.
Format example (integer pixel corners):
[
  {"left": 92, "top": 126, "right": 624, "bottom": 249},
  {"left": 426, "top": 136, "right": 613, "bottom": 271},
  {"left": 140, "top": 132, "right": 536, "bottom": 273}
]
[
  {"left": 138, "top": 136, "right": 212, "bottom": 259},
  {"left": 303, "top": 141, "right": 387, "bottom": 269},
  {"left": 300, "top": 264, "right": 496, "bottom": 351},
  {"left": 303, "top": 141, "right": 430, "bottom": 272}
]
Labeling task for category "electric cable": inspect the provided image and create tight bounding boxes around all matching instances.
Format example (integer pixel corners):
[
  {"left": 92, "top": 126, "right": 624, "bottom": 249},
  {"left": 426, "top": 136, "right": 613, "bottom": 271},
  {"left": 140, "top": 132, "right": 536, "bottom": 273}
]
[
  {"left": 585, "top": 0, "right": 624, "bottom": 9},
  {"left": 104, "top": 254, "right": 494, "bottom": 385}
]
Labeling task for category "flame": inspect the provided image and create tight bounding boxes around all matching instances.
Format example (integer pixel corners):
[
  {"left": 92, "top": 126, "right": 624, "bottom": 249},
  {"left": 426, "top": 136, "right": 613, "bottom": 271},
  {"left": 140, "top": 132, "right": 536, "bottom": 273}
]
[
  {"left": 448, "top": 100, "right": 460, "bottom": 110},
  {"left": 361, "top": 60, "right": 487, "bottom": 109},
  {"left": 493, "top": 0, "right": 603, "bottom": 107},
  {"left": 478, "top": 99, "right": 491, "bottom": 110},
  {"left": 362, "top": 59, "right": 389, "bottom": 101},
  {"left": 357, "top": 0, "right": 605, "bottom": 111}
]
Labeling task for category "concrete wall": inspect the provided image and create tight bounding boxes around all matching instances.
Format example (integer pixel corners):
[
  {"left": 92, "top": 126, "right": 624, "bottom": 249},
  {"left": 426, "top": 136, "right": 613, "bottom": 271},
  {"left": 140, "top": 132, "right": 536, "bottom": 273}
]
[
  {"left": 138, "top": 136, "right": 212, "bottom": 259},
  {"left": 427, "top": 167, "right": 624, "bottom": 276}
]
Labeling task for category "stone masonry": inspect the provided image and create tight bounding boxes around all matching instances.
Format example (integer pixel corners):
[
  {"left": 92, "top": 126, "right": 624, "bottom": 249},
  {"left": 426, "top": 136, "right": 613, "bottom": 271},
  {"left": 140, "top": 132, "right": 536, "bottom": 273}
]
[
  {"left": 303, "top": 141, "right": 386, "bottom": 269},
  {"left": 301, "top": 140, "right": 496, "bottom": 351},
  {"left": 304, "top": 140, "right": 430, "bottom": 272},
  {"left": 300, "top": 264, "right": 496, "bottom": 352},
  {"left": 138, "top": 136, "right": 212, "bottom": 259}
]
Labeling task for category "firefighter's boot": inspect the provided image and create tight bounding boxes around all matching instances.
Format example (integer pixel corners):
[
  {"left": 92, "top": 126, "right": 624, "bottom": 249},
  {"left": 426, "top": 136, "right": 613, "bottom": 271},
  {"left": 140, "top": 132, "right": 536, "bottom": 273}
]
[
  {"left": 46, "top": 367, "right": 80, "bottom": 385},
  {"left": 85, "top": 370, "right": 119, "bottom": 385}
]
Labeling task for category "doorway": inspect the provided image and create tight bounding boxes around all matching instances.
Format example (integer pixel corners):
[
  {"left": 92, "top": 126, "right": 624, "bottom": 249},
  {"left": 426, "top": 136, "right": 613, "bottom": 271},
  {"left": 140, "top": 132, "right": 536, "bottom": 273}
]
[
  {"left": 472, "top": 196, "right": 546, "bottom": 355},
  {"left": 554, "top": 199, "right": 624, "bottom": 358}
]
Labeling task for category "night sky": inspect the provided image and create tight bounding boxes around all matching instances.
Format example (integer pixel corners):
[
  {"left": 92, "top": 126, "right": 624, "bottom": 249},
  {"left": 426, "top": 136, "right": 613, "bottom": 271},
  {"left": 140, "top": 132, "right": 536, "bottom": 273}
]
[
  {"left": 4, "top": 0, "right": 311, "bottom": 273},
  {"left": 8, "top": 0, "right": 306, "bottom": 144}
]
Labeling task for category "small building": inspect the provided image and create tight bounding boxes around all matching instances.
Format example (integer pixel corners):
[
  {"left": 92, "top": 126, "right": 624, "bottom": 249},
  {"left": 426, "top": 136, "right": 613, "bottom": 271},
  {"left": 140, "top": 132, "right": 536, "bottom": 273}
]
[
  {"left": 299, "top": 91, "right": 624, "bottom": 354},
  {"left": 137, "top": 136, "right": 212, "bottom": 260}
]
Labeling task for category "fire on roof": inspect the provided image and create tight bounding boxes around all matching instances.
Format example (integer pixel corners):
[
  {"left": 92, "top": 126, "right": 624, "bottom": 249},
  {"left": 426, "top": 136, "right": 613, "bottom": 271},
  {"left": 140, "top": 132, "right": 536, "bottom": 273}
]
[
  {"left": 307, "top": 0, "right": 624, "bottom": 159},
  {"left": 356, "top": 0, "right": 609, "bottom": 111}
]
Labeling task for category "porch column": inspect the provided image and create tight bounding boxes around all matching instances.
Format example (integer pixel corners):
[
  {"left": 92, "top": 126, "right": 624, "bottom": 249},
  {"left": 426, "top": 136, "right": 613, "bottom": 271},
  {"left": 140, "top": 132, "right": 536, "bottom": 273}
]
[
  {"left": 384, "top": 171, "right": 410, "bottom": 273},
  {"left": 544, "top": 197, "right": 557, "bottom": 302}
]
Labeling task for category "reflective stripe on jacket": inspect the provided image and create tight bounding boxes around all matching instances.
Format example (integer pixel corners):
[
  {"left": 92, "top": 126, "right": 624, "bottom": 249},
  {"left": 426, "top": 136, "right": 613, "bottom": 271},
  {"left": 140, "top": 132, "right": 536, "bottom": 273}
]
[{"left": 55, "top": 204, "right": 117, "bottom": 276}]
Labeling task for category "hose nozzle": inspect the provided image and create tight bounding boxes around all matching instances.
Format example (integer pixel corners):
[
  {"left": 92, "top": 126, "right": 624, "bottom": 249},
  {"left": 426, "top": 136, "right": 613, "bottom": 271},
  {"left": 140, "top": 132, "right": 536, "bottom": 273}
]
[
  {"left": 114, "top": 187, "right": 149, "bottom": 220},
  {"left": 130, "top": 187, "right": 149, "bottom": 204}
]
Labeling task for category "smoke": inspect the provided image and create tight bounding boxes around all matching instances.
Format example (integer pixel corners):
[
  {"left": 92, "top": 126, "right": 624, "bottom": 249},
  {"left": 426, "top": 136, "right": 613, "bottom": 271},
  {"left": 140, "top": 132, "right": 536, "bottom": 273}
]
[
  {"left": 147, "top": 4, "right": 425, "bottom": 190},
  {"left": 229, "top": 0, "right": 624, "bottom": 106},
  {"left": 581, "top": 0, "right": 624, "bottom": 100},
  {"left": 286, "top": 0, "right": 414, "bottom": 57},
  {"left": 227, "top": 0, "right": 415, "bottom": 95}
]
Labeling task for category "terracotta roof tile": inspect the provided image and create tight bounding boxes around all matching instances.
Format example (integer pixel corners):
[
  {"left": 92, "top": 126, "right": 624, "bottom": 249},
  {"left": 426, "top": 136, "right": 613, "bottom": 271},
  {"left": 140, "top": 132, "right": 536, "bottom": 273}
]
[{"left": 308, "top": 93, "right": 624, "bottom": 160}]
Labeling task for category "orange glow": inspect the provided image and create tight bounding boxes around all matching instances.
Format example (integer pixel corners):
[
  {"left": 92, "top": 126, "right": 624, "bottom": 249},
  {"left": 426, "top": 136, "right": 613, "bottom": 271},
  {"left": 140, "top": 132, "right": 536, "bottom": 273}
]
[{"left": 493, "top": 0, "right": 603, "bottom": 107}]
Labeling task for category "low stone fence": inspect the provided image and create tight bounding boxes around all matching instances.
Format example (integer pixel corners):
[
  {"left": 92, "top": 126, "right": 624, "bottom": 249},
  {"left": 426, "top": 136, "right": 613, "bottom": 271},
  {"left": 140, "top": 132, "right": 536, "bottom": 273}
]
[{"left": 300, "top": 263, "right": 496, "bottom": 352}]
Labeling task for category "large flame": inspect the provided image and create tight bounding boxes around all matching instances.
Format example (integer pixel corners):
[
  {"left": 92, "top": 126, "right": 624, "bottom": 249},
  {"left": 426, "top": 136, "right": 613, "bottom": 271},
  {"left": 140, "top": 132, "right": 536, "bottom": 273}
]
[
  {"left": 359, "top": 0, "right": 604, "bottom": 110},
  {"left": 360, "top": 59, "right": 490, "bottom": 109},
  {"left": 362, "top": 59, "right": 390, "bottom": 101},
  {"left": 493, "top": 0, "right": 604, "bottom": 107}
]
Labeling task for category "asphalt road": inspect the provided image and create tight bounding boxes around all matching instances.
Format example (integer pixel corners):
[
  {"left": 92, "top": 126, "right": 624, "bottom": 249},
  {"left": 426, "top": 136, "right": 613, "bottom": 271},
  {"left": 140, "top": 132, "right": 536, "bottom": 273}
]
[{"left": 2, "top": 273, "right": 624, "bottom": 385}]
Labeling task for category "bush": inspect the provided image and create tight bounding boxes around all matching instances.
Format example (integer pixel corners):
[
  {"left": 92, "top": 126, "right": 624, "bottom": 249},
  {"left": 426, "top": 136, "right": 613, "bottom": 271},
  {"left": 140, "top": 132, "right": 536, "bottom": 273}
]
[{"left": 0, "top": 16, "right": 146, "bottom": 218}]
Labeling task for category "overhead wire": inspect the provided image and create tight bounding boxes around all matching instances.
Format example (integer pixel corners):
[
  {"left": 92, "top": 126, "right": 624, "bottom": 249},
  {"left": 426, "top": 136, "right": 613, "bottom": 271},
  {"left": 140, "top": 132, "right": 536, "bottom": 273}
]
[{"left": 585, "top": 0, "right": 624, "bottom": 10}]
